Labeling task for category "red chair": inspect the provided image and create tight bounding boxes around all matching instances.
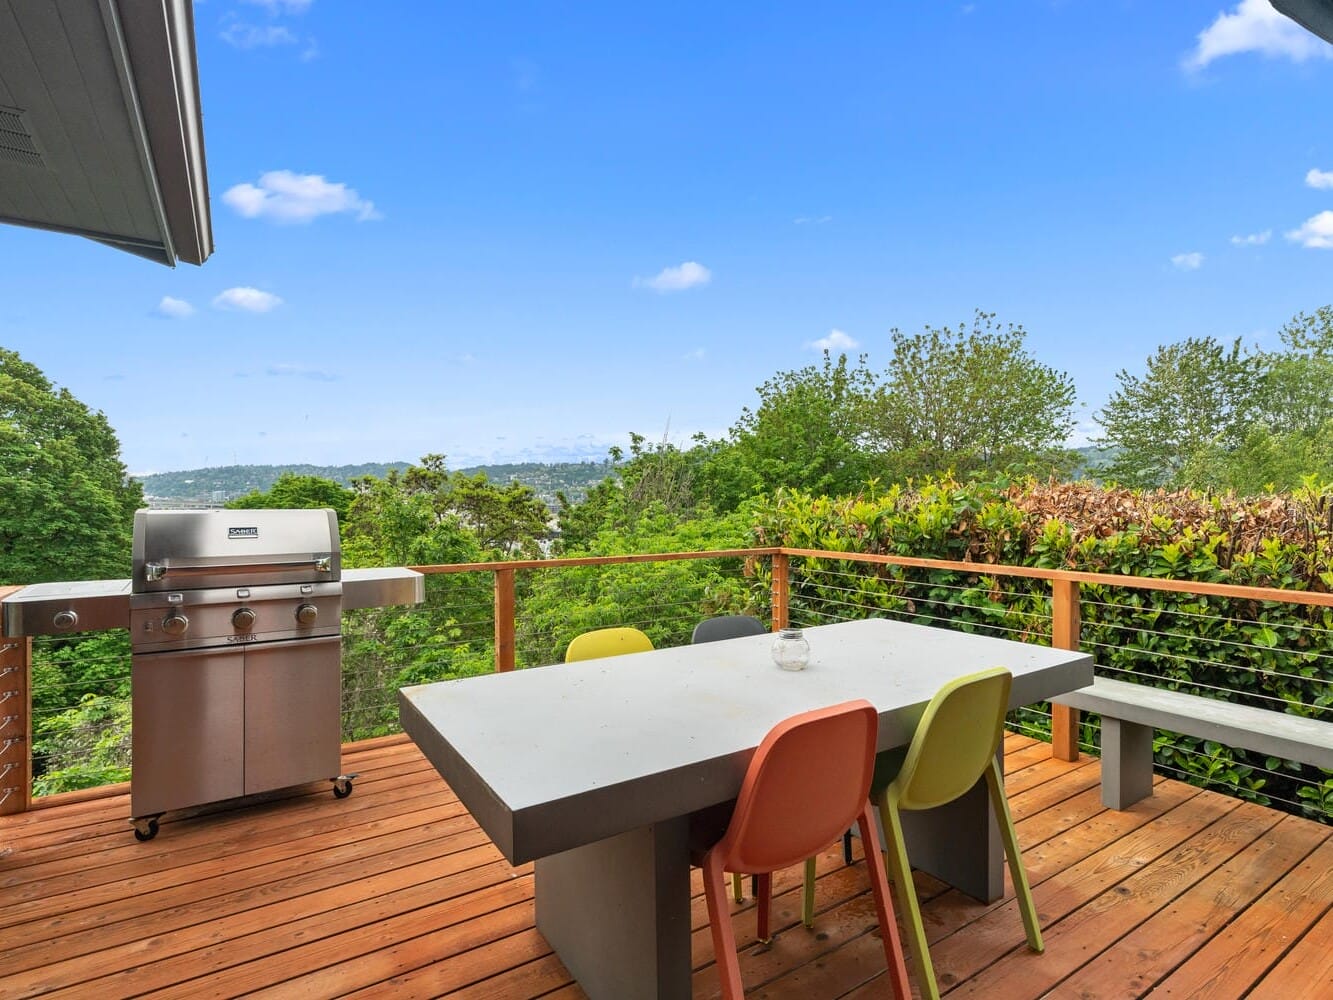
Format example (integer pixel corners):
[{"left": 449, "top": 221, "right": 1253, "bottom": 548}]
[{"left": 689, "top": 700, "right": 912, "bottom": 999}]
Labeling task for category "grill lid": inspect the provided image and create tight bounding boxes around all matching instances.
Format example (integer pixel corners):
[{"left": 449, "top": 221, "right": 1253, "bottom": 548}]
[{"left": 132, "top": 509, "right": 341, "bottom": 593}]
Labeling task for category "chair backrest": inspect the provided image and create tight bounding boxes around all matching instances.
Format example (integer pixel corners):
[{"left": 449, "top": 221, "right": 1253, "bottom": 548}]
[
  {"left": 894, "top": 667, "right": 1011, "bottom": 811},
  {"left": 691, "top": 615, "right": 768, "bottom": 644},
  {"left": 712, "top": 700, "right": 879, "bottom": 874},
  {"left": 564, "top": 626, "right": 654, "bottom": 662}
]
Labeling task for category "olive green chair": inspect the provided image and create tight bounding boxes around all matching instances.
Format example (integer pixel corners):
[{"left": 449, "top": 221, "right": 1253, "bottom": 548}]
[
  {"left": 871, "top": 667, "right": 1043, "bottom": 999},
  {"left": 564, "top": 626, "right": 653, "bottom": 662}
]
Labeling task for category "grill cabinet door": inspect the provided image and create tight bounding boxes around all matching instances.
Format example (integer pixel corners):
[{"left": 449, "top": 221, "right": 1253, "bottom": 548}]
[
  {"left": 243, "top": 635, "right": 342, "bottom": 795},
  {"left": 132, "top": 646, "right": 245, "bottom": 817}
]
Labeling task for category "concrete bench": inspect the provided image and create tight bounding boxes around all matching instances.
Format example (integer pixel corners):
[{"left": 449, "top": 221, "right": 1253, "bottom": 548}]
[{"left": 1052, "top": 677, "right": 1333, "bottom": 809}]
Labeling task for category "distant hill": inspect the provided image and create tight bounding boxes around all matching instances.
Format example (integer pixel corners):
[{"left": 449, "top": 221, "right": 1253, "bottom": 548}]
[{"left": 136, "top": 461, "right": 616, "bottom": 508}]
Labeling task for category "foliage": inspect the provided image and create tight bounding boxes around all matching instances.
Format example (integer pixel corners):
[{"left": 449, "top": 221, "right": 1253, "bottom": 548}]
[
  {"left": 868, "top": 312, "right": 1078, "bottom": 481},
  {"left": 1095, "top": 336, "right": 1260, "bottom": 489},
  {"left": 341, "top": 454, "right": 549, "bottom": 566},
  {"left": 721, "top": 352, "right": 881, "bottom": 503},
  {"left": 1095, "top": 311, "right": 1333, "bottom": 492},
  {"left": 0, "top": 348, "right": 142, "bottom": 583},
  {"left": 31, "top": 693, "right": 132, "bottom": 795},
  {"left": 750, "top": 477, "right": 1333, "bottom": 820},
  {"left": 27, "top": 631, "right": 131, "bottom": 792},
  {"left": 226, "top": 472, "right": 356, "bottom": 523},
  {"left": 526, "top": 504, "right": 757, "bottom": 664}
]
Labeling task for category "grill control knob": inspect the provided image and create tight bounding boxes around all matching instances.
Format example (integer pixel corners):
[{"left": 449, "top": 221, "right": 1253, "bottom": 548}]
[
  {"left": 53, "top": 610, "right": 79, "bottom": 631},
  {"left": 162, "top": 612, "right": 189, "bottom": 637},
  {"left": 295, "top": 603, "right": 318, "bottom": 625},
  {"left": 232, "top": 607, "right": 257, "bottom": 631}
]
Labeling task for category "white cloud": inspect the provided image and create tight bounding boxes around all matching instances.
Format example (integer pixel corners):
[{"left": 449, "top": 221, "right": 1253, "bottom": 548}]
[
  {"left": 808, "top": 328, "right": 860, "bottom": 352},
  {"left": 157, "top": 295, "right": 195, "bottom": 318},
  {"left": 683, "top": 348, "right": 706, "bottom": 361},
  {"left": 1230, "top": 230, "right": 1272, "bottom": 246},
  {"left": 1171, "top": 252, "right": 1205, "bottom": 271},
  {"left": 1307, "top": 168, "right": 1333, "bottom": 189},
  {"left": 220, "top": 23, "right": 297, "bottom": 49},
  {"left": 266, "top": 363, "right": 336, "bottom": 382},
  {"left": 213, "top": 287, "right": 284, "bottom": 313},
  {"left": 1286, "top": 210, "right": 1333, "bottom": 248},
  {"left": 1184, "top": 0, "right": 1332, "bottom": 70},
  {"left": 242, "top": 0, "right": 314, "bottom": 13},
  {"left": 633, "top": 261, "right": 712, "bottom": 292},
  {"left": 794, "top": 215, "right": 832, "bottom": 225},
  {"left": 223, "top": 171, "right": 381, "bottom": 224}
]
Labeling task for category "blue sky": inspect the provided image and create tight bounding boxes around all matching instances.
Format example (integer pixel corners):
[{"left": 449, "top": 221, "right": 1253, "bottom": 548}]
[{"left": 5, "top": 0, "right": 1333, "bottom": 474}]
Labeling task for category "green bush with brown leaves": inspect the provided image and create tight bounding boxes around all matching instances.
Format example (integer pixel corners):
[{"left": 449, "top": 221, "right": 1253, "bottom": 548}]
[{"left": 748, "top": 477, "right": 1333, "bottom": 821}]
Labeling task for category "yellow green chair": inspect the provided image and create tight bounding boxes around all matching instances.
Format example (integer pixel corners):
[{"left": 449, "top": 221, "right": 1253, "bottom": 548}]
[
  {"left": 861, "top": 667, "right": 1043, "bottom": 999},
  {"left": 564, "top": 626, "right": 654, "bottom": 662}
]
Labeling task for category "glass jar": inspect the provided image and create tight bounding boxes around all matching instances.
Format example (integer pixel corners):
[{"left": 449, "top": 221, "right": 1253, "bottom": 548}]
[{"left": 771, "top": 627, "right": 810, "bottom": 671}]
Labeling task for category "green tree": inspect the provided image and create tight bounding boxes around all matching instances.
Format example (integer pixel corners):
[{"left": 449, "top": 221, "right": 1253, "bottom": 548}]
[
  {"left": 868, "top": 312, "right": 1077, "bottom": 481},
  {"left": 1094, "top": 336, "right": 1260, "bottom": 489},
  {"left": 226, "top": 472, "right": 356, "bottom": 523},
  {"left": 0, "top": 348, "right": 143, "bottom": 583},
  {"left": 725, "top": 352, "right": 880, "bottom": 500}
]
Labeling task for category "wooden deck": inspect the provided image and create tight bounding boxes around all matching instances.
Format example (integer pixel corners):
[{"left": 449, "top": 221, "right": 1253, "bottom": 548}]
[{"left": 2, "top": 733, "right": 1330, "bottom": 999}]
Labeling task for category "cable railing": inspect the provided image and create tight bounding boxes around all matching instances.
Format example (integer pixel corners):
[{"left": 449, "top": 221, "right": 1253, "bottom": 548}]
[{"left": 3, "top": 547, "right": 1331, "bottom": 823}]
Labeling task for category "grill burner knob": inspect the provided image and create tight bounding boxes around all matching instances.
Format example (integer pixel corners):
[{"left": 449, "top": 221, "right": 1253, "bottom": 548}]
[
  {"left": 53, "top": 610, "right": 79, "bottom": 631},
  {"left": 162, "top": 612, "right": 189, "bottom": 637},
  {"left": 232, "top": 607, "right": 257, "bottom": 631},
  {"left": 295, "top": 603, "right": 318, "bottom": 625}
]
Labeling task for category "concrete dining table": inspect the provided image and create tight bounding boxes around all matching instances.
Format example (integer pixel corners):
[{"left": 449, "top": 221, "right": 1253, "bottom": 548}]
[{"left": 399, "top": 616, "right": 1094, "bottom": 1000}]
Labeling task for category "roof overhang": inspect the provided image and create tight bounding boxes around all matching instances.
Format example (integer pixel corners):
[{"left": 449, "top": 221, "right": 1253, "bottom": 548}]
[
  {"left": 1272, "top": 0, "right": 1333, "bottom": 44},
  {"left": 0, "top": 0, "right": 212, "bottom": 267}
]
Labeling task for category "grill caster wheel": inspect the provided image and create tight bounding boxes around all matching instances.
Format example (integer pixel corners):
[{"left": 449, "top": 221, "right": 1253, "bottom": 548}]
[
  {"left": 133, "top": 817, "right": 160, "bottom": 842},
  {"left": 332, "top": 778, "right": 353, "bottom": 799}
]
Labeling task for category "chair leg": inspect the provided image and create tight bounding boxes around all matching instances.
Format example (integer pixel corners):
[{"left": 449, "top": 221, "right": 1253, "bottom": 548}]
[
  {"left": 802, "top": 856, "right": 816, "bottom": 928},
  {"left": 756, "top": 871, "right": 773, "bottom": 943},
  {"left": 879, "top": 793, "right": 940, "bottom": 1000},
  {"left": 843, "top": 828, "right": 854, "bottom": 864},
  {"left": 732, "top": 871, "right": 743, "bottom": 903},
  {"left": 986, "top": 758, "right": 1044, "bottom": 953},
  {"left": 703, "top": 853, "right": 746, "bottom": 999},
  {"left": 857, "top": 804, "right": 912, "bottom": 1000}
]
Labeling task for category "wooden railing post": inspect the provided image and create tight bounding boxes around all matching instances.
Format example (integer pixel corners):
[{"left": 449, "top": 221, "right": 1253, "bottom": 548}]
[
  {"left": 494, "top": 568, "right": 516, "bottom": 673},
  {"left": 1050, "top": 578, "right": 1081, "bottom": 762},
  {"left": 1, "top": 585, "right": 32, "bottom": 814},
  {"left": 771, "top": 552, "right": 790, "bottom": 631}
]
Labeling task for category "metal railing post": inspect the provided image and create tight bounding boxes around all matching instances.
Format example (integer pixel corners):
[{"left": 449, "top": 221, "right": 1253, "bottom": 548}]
[
  {"left": 494, "top": 568, "right": 516, "bottom": 673},
  {"left": 1050, "top": 578, "right": 1081, "bottom": 762}
]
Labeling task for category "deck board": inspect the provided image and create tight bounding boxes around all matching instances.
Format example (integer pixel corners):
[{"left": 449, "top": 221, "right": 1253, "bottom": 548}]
[{"left": 2, "top": 733, "right": 1329, "bottom": 999}]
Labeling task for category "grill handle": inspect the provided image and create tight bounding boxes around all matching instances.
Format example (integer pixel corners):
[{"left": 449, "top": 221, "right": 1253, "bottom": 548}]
[{"left": 144, "top": 556, "right": 333, "bottom": 582}]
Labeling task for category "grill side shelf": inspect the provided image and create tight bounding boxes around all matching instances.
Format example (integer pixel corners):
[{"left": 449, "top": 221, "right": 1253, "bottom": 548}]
[{"left": 1, "top": 580, "right": 132, "bottom": 636}]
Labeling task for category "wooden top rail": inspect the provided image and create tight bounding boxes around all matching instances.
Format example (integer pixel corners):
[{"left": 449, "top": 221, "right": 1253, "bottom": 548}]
[
  {"left": 775, "top": 547, "right": 1333, "bottom": 609},
  {"left": 406, "top": 546, "right": 1333, "bottom": 610},
  {"left": 409, "top": 548, "right": 779, "bottom": 575}
]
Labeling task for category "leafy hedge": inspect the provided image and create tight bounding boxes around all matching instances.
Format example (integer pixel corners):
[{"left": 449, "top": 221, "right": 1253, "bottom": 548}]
[{"left": 747, "top": 478, "right": 1333, "bottom": 821}]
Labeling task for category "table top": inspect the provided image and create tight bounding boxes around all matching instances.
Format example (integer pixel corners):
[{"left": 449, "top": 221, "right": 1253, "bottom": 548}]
[{"left": 399, "top": 617, "right": 1093, "bottom": 864}]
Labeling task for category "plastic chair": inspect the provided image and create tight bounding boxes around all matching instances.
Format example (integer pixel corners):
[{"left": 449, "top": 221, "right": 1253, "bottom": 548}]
[
  {"left": 564, "top": 626, "right": 653, "bottom": 662},
  {"left": 691, "top": 614, "right": 768, "bottom": 644},
  {"left": 873, "top": 667, "right": 1043, "bottom": 1000},
  {"left": 689, "top": 700, "right": 911, "bottom": 1000}
]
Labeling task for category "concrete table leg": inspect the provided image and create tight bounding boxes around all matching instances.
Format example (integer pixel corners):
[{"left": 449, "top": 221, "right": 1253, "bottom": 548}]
[
  {"left": 898, "top": 773, "right": 1004, "bottom": 902},
  {"left": 534, "top": 816, "right": 692, "bottom": 1000}
]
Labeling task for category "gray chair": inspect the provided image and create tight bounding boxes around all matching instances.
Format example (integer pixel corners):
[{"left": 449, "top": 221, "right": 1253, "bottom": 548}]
[{"left": 691, "top": 614, "right": 768, "bottom": 644}]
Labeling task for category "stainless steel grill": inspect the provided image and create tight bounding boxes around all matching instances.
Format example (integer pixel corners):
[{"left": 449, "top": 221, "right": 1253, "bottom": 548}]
[
  {"left": 126, "top": 508, "right": 347, "bottom": 840},
  {"left": 0, "top": 508, "right": 424, "bottom": 841}
]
